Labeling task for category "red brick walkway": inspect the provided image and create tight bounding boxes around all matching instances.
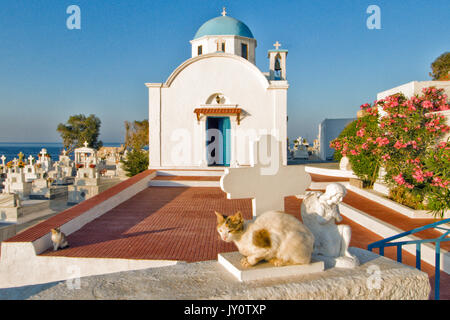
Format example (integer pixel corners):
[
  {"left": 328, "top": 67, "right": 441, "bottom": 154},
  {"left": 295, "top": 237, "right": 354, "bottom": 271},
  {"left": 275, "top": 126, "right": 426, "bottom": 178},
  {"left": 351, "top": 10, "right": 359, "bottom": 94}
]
[{"left": 40, "top": 187, "right": 253, "bottom": 262}]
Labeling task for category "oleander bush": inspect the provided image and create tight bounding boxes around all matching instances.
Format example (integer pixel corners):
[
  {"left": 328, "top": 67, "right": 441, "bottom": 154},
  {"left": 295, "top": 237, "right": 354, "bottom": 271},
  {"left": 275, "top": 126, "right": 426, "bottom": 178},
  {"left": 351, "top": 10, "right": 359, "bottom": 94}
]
[{"left": 331, "top": 87, "right": 450, "bottom": 217}]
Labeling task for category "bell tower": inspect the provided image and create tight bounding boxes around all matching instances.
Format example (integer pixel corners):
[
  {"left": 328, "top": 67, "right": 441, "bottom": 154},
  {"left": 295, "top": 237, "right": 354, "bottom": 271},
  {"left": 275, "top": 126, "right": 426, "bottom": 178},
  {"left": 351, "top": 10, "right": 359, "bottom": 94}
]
[{"left": 268, "top": 41, "right": 288, "bottom": 80}]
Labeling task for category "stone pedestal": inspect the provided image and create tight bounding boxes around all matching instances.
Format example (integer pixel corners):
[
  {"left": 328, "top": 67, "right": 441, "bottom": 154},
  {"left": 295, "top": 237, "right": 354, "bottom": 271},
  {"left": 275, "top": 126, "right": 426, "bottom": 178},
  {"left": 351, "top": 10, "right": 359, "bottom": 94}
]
[
  {"left": 218, "top": 252, "right": 324, "bottom": 282},
  {"left": 0, "top": 222, "right": 16, "bottom": 241},
  {"left": 67, "top": 177, "right": 120, "bottom": 204},
  {"left": 373, "top": 182, "right": 390, "bottom": 196},
  {"left": 2, "top": 169, "right": 32, "bottom": 199},
  {"left": 0, "top": 193, "right": 21, "bottom": 222},
  {"left": 0, "top": 193, "right": 50, "bottom": 222},
  {"left": 293, "top": 148, "right": 309, "bottom": 160},
  {"left": 339, "top": 156, "right": 352, "bottom": 171}
]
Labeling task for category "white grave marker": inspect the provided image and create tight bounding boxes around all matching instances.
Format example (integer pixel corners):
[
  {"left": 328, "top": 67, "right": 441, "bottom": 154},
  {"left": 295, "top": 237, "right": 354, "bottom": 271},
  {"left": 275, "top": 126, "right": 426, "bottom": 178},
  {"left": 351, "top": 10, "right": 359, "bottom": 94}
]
[{"left": 220, "top": 135, "right": 311, "bottom": 217}]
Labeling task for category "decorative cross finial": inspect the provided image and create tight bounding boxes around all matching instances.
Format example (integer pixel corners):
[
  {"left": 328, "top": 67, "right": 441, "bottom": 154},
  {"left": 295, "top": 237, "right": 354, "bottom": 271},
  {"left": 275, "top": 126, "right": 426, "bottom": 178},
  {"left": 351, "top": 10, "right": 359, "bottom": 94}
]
[
  {"left": 221, "top": 7, "right": 227, "bottom": 16},
  {"left": 84, "top": 141, "right": 89, "bottom": 148},
  {"left": 273, "top": 41, "right": 281, "bottom": 50}
]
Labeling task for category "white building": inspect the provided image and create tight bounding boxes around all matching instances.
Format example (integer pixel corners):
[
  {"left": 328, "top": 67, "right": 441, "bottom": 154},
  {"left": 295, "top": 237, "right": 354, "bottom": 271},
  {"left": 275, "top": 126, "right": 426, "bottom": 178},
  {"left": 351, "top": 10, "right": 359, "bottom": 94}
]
[
  {"left": 377, "top": 80, "right": 450, "bottom": 100},
  {"left": 146, "top": 10, "right": 289, "bottom": 168},
  {"left": 318, "top": 118, "right": 355, "bottom": 161}
]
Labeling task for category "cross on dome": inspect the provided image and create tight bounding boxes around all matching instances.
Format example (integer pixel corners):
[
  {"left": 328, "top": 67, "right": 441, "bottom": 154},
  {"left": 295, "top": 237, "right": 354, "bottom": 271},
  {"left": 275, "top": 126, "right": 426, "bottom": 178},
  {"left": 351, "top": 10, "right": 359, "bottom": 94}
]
[
  {"left": 221, "top": 7, "right": 227, "bottom": 16},
  {"left": 83, "top": 141, "right": 89, "bottom": 148},
  {"left": 273, "top": 41, "right": 282, "bottom": 50}
]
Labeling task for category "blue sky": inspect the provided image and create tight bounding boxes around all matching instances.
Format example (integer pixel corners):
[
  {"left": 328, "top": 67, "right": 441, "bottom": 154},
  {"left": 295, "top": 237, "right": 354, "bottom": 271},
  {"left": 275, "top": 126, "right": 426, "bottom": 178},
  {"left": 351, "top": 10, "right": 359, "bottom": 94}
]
[{"left": 0, "top": 0, "right": 448, "bottom": 143}]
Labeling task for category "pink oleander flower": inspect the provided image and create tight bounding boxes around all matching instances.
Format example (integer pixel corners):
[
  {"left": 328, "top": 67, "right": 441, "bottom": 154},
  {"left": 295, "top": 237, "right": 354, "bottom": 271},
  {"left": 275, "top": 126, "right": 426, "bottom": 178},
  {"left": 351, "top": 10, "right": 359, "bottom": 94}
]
[
  {"left": 376, "top": 137, "right": 390, "bottom": 146},
  {"left": 350, "top": 149, "right": 359, "bottom": 156},
  {"left": 362, "top": 143, "right": 369, "bottom": 150},
  {"left": 381, "top": 154, "right": 390, "bottom": 161},
  {"left": 422, "top": 100, "right": 433, "bottom": 109},
  {"left": 431, "top": 177, "right": 448, "bottom": 188},
  {"left": 405, "top": 183, "right": 414, "bottom": 189},
  {"left": 393, "top": 173, "right": 405, "bottom": 185},
  {"left": 412, "top": 167, "right": 425, "bottom": 183},
  {"left": 356, "top": 128, "right": 365, "bottom": 137},
  {"left": 407, "top": 140, "right": 418, "bottom": 149},
  {"left": 360, "top": 103, "right": 370, "bottom": 109},
  {"left": 394, "top": 140, "right": 407, "bottom": 149}
]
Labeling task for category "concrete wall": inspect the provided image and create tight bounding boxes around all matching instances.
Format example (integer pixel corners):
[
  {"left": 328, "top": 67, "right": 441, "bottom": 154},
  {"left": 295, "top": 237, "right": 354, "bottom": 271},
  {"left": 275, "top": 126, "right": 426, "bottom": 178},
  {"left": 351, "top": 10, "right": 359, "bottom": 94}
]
[
  {"left": 147, "top": 53, "right": 288, "bottom": 168},
  {"left": 318, "top": 118, "right": 355, "bottom": 161},
  {"left": 0, "top": 223, "right": 16, "bottom": 242}
]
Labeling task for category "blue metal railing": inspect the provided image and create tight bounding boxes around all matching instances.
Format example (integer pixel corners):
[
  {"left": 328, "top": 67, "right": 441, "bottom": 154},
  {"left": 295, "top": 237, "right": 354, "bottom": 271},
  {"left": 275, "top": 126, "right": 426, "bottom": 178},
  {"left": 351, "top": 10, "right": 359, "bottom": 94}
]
[{"left": 368, "top": 218, "right": 450, "bottom": 300}]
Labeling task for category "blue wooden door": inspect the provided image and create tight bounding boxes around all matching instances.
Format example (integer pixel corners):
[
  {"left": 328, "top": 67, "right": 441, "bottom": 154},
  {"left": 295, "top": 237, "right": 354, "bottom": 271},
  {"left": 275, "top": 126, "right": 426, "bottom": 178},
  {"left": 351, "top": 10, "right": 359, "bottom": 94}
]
[{"left": 206, "top": 117, "right": 230, "bottom": 166}]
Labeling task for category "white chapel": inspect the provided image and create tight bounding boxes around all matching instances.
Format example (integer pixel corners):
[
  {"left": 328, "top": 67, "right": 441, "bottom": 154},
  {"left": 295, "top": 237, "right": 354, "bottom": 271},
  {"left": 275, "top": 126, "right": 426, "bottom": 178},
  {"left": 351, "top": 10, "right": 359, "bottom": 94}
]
[{"left": 146, "top": 9, "right": 289, "bottom": 168}]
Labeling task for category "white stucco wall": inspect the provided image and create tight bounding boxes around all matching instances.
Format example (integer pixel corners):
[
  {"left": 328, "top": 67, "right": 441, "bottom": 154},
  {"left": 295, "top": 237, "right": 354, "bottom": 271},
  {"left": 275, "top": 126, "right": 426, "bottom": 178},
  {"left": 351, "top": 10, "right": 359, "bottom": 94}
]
[
  {"left": 318, "top": 118, "right": 356, "bottom": 161},
  {"left": 147, "top": 53, "right": 288, "bottom": 168},
  {"left": 190, "top": 35, "right": 257, "bottom": 64},
  {"left": 377, "top": 81, "right": 450, "bottom": 100}
]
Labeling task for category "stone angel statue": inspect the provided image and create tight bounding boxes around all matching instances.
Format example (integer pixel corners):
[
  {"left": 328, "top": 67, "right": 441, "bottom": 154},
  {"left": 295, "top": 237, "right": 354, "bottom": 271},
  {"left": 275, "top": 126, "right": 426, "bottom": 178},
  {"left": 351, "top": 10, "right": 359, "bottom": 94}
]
[{"left": 300, "top": 183, "right": 359, "bottom": 268}]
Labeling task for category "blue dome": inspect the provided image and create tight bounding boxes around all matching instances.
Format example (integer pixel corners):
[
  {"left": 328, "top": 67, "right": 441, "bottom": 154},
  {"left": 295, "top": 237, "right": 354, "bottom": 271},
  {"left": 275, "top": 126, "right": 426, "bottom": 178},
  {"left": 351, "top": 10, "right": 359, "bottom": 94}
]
[{"left": 194, "top": 16, "right": 254, "bottom": 39}]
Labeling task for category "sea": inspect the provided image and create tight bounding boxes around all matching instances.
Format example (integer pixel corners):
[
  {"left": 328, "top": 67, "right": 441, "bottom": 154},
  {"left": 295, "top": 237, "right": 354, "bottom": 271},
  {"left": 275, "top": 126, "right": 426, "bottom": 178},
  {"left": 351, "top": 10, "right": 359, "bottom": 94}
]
[{"left": 0, "top": 142, "right": 123, "bottom": 162}]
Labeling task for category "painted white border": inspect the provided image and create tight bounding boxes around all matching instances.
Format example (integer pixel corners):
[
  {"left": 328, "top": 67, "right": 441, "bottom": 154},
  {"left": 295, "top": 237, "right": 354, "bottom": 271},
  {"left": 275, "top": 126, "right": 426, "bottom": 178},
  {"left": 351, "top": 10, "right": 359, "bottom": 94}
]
[
  {"left": 305, "top": 165, "right": 357, "bottom": 178},
  {"left": 346, "top": 184, "right": 450, "bottom": 219},
  {"left": 339, "top": 202, "right": 449, "bottom": 274}
]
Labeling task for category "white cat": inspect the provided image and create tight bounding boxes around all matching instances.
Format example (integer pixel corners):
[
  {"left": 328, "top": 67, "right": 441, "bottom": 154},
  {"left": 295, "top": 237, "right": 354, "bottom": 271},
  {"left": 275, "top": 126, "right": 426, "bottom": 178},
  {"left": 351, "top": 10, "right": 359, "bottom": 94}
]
[{"left": 215, "top": 210, "right": 314, "bottom": 268}]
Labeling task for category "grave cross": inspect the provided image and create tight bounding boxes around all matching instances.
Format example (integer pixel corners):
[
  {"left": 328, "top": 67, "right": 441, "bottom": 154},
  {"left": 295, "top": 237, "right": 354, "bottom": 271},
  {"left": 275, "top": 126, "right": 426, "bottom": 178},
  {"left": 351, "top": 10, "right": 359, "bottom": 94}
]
[
  {"left": 273, "top": 41, "right": 282, "bottom": 50},
  {"left": 83, "top": 141, "right": 89, "bottom": 148},
  {"left": 220, "top": 135, "right": 311, "bottom": 217},
  {"left": 12, "top": 158, "right": 18, "bottom": 166},
  {"left": 28, "top": 155, "right": 34, "bottom": 164},
  {"left": 1, "top": 155, "right": 5, "bottom": 166},
  {"left": 39, "top": 149, "right": 47, "bottom": 158}
]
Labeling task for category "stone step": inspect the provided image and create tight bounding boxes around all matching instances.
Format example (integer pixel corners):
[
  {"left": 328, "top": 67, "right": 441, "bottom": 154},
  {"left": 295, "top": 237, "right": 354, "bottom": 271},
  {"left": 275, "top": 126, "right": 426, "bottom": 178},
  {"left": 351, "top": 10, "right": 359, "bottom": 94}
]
[
  {"left": 156, "top": 169, "right": 225, "bottom": 177},
  {"left": 149, "top": 175, "right": 221, "bottom": 187}
]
